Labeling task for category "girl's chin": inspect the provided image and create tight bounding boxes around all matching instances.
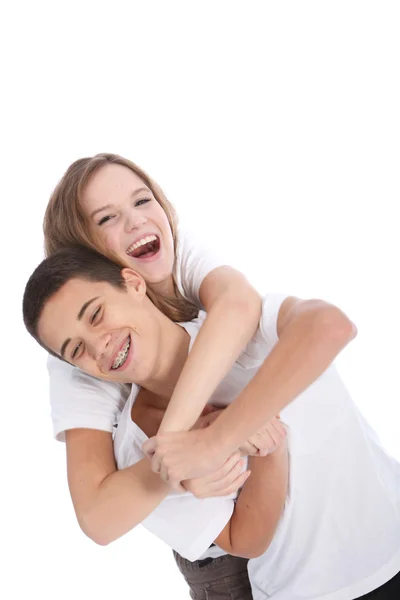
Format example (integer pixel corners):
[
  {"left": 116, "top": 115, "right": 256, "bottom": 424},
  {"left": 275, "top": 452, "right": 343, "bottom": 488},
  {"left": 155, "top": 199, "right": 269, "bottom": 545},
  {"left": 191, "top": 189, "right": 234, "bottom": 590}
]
[
  {"left": 147, "top": 271, "right": 170, "bottom": 284},
  {"left": 143, "top": 265, "right": 173, "bottom": 284},
  {"left": 126, "top": 256, "right": 162, "bottom": 274}
]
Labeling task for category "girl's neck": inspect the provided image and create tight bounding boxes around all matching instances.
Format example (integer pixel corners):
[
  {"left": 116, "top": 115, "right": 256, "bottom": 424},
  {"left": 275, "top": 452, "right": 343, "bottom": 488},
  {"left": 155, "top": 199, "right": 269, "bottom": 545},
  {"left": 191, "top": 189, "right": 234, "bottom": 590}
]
[{"left": 150, "top": 274, "right": 176, "bottom": 297}]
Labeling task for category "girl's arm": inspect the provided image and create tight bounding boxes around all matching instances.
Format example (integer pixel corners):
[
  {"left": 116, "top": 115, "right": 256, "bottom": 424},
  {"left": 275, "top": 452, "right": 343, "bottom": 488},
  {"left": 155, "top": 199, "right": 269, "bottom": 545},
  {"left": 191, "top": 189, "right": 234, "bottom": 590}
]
[
  {"left": 208, "top": 297, "right": 356, "bottom": 455},
  {"left": 144, "top": 296, "right": 357, "bottom": 483},
  {"left": 158, "top": 266, "right": 262, "bottom": 433}
]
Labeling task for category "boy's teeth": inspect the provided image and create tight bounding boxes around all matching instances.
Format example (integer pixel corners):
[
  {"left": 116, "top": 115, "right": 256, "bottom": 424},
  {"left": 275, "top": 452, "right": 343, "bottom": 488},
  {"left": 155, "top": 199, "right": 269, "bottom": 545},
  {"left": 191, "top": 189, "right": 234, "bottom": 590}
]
[
  {"left": 112, "top": 337, "right": 130, "bottom": 370},
  {"left": 127, "top": 235, "right": 157, "bottom": 254}
]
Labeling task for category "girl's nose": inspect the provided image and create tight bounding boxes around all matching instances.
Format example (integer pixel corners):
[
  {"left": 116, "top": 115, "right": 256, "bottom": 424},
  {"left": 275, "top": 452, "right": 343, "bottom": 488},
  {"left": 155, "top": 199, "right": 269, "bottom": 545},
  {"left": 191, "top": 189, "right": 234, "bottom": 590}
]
[{"left": 124, "top": 212, "right": 147, "bottom": 234}]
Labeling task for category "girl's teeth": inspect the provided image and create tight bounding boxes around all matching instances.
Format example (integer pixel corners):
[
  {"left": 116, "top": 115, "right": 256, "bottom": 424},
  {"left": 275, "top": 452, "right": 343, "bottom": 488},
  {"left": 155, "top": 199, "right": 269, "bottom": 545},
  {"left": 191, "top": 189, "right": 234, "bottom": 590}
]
[{"left": 126, "top": 235, "right": 157, "bottom": 254}]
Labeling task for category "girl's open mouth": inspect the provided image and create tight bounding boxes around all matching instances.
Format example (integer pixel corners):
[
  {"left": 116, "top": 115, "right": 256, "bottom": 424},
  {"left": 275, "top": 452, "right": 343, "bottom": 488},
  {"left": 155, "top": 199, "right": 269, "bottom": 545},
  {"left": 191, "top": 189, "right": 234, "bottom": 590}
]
[{"left": 126, "top": 235, "right": 160, "bottom": 260}]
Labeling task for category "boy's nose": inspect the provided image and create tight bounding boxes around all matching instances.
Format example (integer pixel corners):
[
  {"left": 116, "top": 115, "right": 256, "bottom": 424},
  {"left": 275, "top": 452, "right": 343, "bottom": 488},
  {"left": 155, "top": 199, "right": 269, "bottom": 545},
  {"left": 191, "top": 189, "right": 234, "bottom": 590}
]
[{"left": 92, "top": 333, "right": 112, "bottom": 366}]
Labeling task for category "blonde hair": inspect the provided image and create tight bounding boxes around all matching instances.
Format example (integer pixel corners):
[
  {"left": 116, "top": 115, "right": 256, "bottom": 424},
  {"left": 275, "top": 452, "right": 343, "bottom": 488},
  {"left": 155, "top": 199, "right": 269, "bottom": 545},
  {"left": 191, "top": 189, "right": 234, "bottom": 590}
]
[{"left": 44, "top": 153, "right": 198, "bottom": 322}]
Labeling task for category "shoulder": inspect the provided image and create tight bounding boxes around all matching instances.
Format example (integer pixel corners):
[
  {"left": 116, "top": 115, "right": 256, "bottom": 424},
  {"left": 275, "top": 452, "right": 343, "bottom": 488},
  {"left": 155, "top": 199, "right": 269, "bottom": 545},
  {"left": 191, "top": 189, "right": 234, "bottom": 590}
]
[
  {"left": 258, "top": 294, "right": 292, "bottom": 346},
  {"left": 175, "top": 227, "right": 229, "bottom": 304},
  {"left": 176, "top": 227, "right": 227, "bottom": 266},
  {"left": 47, "top": 354, "right": 132, "bottom": 442},
  {"left": 47, "top": 354, "right": 130, "bottom": 402}
]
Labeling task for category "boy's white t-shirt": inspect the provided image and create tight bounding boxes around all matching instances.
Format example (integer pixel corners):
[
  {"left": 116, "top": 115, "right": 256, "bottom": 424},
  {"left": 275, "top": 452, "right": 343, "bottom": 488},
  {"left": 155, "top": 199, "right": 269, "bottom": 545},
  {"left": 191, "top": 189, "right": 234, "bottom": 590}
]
[
  {"left": 47, "top": 229, "right": 226, "bottom": 441},
  {"left": 114, "top": 295, "right": 400, "bottom": 600}
]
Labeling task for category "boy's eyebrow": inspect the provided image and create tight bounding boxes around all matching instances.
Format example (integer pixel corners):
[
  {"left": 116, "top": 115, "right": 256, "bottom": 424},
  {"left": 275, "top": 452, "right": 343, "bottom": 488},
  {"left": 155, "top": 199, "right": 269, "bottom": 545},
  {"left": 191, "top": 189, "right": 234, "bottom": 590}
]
[
  {"left": 77, "top": 296, "right": 100, "bottom": 321},
  {"left": 60, "top": 338, "right": 71, "bottom": 359},
  {"left": 89, "top": 187, "right": 150, "bottom": 218},
  {"left": 60, "top": 296, "right": 100, "bottom": 358}
]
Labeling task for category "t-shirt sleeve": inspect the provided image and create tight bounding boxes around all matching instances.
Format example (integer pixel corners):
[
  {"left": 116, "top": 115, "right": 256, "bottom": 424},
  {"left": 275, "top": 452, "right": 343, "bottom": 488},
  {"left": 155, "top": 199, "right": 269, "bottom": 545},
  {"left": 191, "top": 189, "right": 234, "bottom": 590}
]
[
  {"left": 259, "top": 293, "right": 289, "bottom": 348},
  {"left": 175, "top": 228, "right": 230, "bottom": 308},
  {"left": 141, "top": 494, "right": 234, "bottom": 561},
  {"left": 47, "top": 355, "right": 131, "bottom": 442}
]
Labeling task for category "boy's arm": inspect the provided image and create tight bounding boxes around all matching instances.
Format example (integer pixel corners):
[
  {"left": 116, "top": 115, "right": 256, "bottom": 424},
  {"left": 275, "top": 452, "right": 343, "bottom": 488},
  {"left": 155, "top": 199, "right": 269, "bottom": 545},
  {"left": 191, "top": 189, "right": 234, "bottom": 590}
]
[
  {"left": 65, "top": 428, "right": 170, "bottom": 546},
  {"left": 215, "top": 441, "right": 289, "bottom": 559},
  {"left": 137, "top": 430, "right": 288, "bottom": 562},
  {"left": 158, "top": 266, "right": 262, "bottom": 433},
  {"left": 65, "top": 427, "right": 249, "bottom": 546}
]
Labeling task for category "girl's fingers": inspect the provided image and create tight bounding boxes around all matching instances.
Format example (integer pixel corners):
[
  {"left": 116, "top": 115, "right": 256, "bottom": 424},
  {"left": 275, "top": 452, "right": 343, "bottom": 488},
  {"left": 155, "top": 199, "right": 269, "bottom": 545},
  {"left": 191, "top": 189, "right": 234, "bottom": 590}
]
[
  {"left": 252, "top": 430, "right": 275, "bottom": 456},
  {"left": 239, "top": 440, "right": 259, "bottom": 456},
  {"left": 272, "top": 418, "right": 287, "bottom": 442}
]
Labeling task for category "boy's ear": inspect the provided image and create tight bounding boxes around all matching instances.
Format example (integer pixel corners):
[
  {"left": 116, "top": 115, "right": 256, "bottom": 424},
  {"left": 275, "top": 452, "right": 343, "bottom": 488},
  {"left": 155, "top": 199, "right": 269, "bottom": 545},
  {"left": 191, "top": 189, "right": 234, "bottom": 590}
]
[{"left": 121, "top": 268, "right": 146, "bottom": 297}]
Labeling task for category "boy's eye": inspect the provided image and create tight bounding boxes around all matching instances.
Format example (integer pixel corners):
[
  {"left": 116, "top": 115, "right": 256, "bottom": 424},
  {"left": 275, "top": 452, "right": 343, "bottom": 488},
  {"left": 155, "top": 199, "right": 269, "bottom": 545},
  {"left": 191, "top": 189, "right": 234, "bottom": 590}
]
[
  {"left": 135, "top": 198, "right": 151, "bottom": 207},
  {"left": 90, "top": 307, "right": 101, "bottom": 325},
  {"left": 72, "top": 342, "right": 83, "bottom": 360},
  {"left": 98, "top": 215, "right": 115, "bottom": 226}
]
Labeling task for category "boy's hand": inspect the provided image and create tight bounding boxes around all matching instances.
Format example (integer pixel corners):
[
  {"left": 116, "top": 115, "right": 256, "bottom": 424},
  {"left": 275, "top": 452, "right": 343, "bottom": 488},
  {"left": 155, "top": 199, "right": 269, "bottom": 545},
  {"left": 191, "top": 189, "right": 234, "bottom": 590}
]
[{"left": 183, "top": 452, "right": 250, "bottom": 498}]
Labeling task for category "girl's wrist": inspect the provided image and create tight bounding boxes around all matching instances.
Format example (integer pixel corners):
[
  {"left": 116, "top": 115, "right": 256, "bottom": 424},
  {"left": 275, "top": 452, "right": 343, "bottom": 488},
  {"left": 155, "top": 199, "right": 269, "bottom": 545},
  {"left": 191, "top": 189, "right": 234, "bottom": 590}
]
[{"left": 205, "top": 420, "right": 237, "bottom": 459}]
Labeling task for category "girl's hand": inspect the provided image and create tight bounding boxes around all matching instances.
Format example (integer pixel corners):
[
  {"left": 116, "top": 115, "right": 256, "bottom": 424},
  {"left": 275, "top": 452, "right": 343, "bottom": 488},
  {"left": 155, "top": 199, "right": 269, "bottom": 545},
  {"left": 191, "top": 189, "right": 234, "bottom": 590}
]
[
  {"left": 142, "top": 406, "right": 227, "bottom": 488},
  {"left": 194, "top": 408, "right": 287, "bottom": 457},
  {"left": 142, "top": 410, "right": 287, "bottom": 487},
  {"left": 239, "top": 417, "right": 287, "bottom": 457},
  {"left": 142, "top": 428, "right": 230, "bottom": 487},
  {"left": 183, "top": 452, "right": 250, "bottom": 499}
]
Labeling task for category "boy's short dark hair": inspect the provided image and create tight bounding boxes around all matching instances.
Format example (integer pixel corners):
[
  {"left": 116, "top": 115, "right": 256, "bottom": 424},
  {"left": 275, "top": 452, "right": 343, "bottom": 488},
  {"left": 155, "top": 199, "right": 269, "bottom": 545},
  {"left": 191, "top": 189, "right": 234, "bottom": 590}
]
[{"left": 23, "top": 247, "right": 126, "bottom": 355}]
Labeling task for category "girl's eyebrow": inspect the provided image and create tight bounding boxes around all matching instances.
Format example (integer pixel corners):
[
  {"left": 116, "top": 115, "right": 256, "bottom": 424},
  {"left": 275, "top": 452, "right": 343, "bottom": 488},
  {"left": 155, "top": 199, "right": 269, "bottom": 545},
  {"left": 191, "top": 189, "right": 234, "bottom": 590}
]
[
  {"left": 89, "top": 187, "right": 151, "bottom": 218},
  {"left": 132, "top": 186, "right": 150, "bottom": 197},
  {"left": 90, "top": 204, "right": 113, "bottom": 218}
]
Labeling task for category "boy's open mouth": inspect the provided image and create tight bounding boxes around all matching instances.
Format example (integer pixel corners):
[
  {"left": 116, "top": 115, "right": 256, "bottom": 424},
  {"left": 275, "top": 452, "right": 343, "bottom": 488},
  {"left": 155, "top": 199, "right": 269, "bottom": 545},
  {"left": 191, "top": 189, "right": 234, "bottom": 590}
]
[
  {"left": 110, "top": 335, "right": 131, "bottom": 370},
  {"left": 126, "top": 234, "right": 160, "bottom": 259}
]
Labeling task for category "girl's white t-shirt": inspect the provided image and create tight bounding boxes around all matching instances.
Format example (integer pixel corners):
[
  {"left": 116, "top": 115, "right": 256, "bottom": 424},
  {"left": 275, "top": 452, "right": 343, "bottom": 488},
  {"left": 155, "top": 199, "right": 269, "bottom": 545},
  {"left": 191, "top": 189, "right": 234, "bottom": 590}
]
[
  {"left": 114, "top": 296, "right": 400, "bottom": 600},
  {"left": 47, "top": 229, "right": 227, "bottom": 441}
]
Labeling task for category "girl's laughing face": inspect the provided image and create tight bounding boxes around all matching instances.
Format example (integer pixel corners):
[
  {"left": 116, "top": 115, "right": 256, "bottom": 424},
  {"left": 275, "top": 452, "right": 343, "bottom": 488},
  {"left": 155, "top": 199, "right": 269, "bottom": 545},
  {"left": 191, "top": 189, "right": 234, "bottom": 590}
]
[{"left": 81, "top": 164, "right": 175, "bottom": 289}]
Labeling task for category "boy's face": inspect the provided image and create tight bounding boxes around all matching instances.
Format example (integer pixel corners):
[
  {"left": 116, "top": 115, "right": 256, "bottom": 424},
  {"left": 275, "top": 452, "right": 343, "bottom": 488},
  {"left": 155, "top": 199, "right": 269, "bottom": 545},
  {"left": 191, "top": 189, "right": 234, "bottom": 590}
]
[{"left": 38, "top": 270, "right": 160, "bottom": 384}]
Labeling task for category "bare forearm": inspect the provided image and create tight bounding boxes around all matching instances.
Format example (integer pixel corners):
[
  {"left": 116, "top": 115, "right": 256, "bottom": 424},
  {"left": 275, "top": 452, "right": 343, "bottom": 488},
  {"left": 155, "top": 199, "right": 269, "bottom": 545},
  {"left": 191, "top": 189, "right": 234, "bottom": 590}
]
[
  {"left": 217, "top": 445, "right": 289, "bottom": 558},
  {"left": 159, "top": 290, "right": 261, "bottom": 433},
  {"left": 75, "top": 459, "right": 169, "bottom": 545},
  {"left": 210, "top": 303, "right": 356, "bottom": 454}
]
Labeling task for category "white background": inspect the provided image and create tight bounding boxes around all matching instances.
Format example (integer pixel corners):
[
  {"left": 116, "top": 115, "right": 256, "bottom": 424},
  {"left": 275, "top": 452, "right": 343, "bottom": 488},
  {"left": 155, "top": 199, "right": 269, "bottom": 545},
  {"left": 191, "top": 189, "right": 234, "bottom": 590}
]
[{"left": 1, "top": 1, "right": 399, "bottom": 598}]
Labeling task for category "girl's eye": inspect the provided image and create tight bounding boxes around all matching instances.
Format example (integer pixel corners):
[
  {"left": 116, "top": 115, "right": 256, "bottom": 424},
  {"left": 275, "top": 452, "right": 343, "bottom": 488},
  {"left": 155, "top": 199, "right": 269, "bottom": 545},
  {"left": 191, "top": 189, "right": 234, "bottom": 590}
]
[
  {"left": 72, "top": 342, "right": 83, "bottom": 360},
  {"left": 135, "top": 198, "right": 151, "bottom": 207},
  {"left": 98, "top": 214, "right": 115, "bottom": 226},
  {"left": 90, "top": 307, "right": 101, "bottom": 325}
]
